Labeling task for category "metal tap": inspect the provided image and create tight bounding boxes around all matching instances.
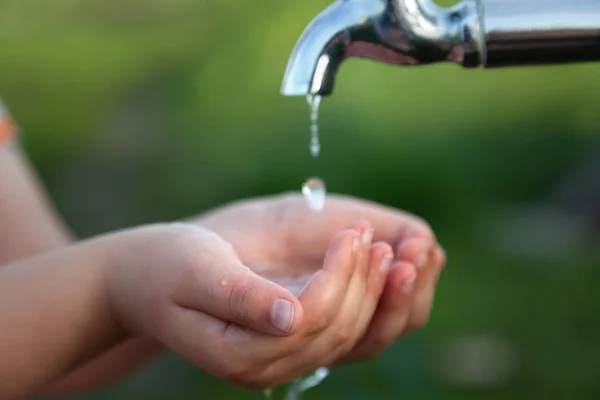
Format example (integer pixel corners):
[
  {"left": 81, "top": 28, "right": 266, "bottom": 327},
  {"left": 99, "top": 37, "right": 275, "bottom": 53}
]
[{"left": 281, "top": 0, "right": 600, "bottom": 96}]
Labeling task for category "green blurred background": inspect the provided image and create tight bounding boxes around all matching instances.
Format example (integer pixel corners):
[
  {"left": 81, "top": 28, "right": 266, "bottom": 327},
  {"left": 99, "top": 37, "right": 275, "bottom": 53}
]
[{"left": 5, "top": 0, "right": 600, "bottom": 399}]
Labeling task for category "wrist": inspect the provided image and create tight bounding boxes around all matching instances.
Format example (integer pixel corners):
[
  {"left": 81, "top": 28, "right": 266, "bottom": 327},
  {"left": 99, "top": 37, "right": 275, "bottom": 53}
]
[{"left": 104, "top": 224, "right": 175, "bottom": 337}]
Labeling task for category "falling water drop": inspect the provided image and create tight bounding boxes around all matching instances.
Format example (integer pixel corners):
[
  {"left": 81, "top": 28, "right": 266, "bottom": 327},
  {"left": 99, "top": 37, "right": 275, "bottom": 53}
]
[
  {"left": 284, "top": 367, "right": 330, "bottom": 400},
  {"left": 306, "top": 94, "right": 321, "bottom": 157},
  {"left": 263, "top": 94, "right": 329, "bottom": 400},
  {"left": 302, "top": 177, "right": 326, "bottom": 212}
]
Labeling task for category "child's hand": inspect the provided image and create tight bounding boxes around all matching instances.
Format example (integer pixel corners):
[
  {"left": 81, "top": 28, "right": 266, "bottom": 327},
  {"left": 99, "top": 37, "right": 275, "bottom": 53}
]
[
  {"left": 198, "top": 193, "right": 446, "bottom": 363},
  {"left": 107, "top": 222, "right": 388, "bottom": 389}
]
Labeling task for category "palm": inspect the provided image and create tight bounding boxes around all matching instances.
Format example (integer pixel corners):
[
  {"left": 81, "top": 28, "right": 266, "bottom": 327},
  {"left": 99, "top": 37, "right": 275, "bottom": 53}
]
[
  {"left": 197, "top": 192, "right": 444, "bottom": 365},
  {"left": 198, "top": 193, "right": 427, "bottom": 280}
]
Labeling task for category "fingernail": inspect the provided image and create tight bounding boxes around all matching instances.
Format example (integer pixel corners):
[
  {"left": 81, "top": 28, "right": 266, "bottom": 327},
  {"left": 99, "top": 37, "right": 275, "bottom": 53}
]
[
  {"left": 353, "top": 236, "right": 361, "bottom": 254},
  {"left": 362, "top": 228, "right": 374, "bottom": 245},
  {"left": 401, "top": 272, "right": 417, "bottom": 294},
  {"left": 380, "top": 253, "right": 393, "bottom": 273},
  {"left": 271, "top": 299, "right": 295, "bottom": 332}
]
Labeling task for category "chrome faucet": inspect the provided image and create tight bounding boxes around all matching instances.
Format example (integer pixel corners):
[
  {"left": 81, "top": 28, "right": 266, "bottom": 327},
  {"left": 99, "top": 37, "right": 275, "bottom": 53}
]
[{"left": 281, "top": 0, "right": 600, "bottom": 96}]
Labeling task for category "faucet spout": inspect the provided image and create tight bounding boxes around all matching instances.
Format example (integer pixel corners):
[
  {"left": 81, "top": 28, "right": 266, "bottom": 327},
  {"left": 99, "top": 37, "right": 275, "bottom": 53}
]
[
  {"left": 281, "top": 0, "right": 385, "bottom": 96},
  {"left": 280, "top": 0, "right": 484, "bottom": 97},
  {"left": 282, "top": 0, "right": 600, "bottom": 97}
]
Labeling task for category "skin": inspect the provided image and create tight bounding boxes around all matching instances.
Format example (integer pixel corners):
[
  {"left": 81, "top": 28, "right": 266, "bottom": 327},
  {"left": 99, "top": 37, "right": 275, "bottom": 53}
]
[
  {"left": 0, "top": 142, "right": 446, "bottom": 398},
  {"left": 197, "top": 193, "right": 447, "bottom": 363},
  {"left": 1, "top": 219, "right": 395, "bottom": 399},
  {"left": 0, "top": 143, "right": 72, "bottom": 262}
]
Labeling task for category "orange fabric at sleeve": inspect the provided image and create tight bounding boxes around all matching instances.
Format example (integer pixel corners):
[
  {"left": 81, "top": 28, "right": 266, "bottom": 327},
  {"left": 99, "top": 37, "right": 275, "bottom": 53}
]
[
  {"left": 0, "top": 118, "right": 16, "bottom": 146},
  {"left": 0, "top": 101, "right": 18, "bottom": 147}
]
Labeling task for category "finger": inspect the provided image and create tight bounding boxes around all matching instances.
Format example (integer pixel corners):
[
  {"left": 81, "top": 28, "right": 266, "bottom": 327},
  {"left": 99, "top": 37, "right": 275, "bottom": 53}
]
[
  {"left": 325, "top": 241, "right": 393, "bottom": 366},
  {"left": 338, "top": 220, "right": 375, "bottom": 331},
  {"left": 165, "top": 227, "right": 360, "bottom": 380},
  {"left": 249, "top": 228, "right": 362, "bottom": 384},
  {"left": 393, "top": 233, "right": 435, "bottom": 335},
  {"left": 351, "top": 242, "right": 393, "bottom": 341},
  {"left": 298, "top": 228, "right": 360, "bottom": 337},
  {"left": 336, "top": 261, "right": 417, "bottom": 363},
  {"left": 164, "top": 229, "right": 363, "bottom": 390},
  {"left": 336, "top": 220, "right": 373, "bottom": 292},
  {"left": 435, "top": 244, "right": 447, "bottom": 270},
  {"left": 405, "top": 244, "right": 446, "bottom": 334},
  {"left": 159, "top": 304, "right": 282, "bottom": 389},
  {"left": 165, "top": 307, "right": 334, "bottom": 390},
  {"left": 395, "top": 236, "right": 433, "bottom": 270},
  {"left": 274, "top": 193, "right": 435, "bottom": 262},
  {"left": 228, "top": 227, "right": 362, "bottom": 364},
  {"left": 303, "top": 221, "right": 375, "bottom": 366},
  {"left": 174, "top": 253, "right": 304, "bottom": 337},
  {"left": 336, "top": 220, "right": 375, "bottom": 341},
  {"left": 349, "top": 220, "right": 374, "bottom": 289},
  {"left": 158, "top": 306, "right": 237, "bottom": 382},
  {"left": 260, "top": 224, "right": 367, "bottom": 380}
]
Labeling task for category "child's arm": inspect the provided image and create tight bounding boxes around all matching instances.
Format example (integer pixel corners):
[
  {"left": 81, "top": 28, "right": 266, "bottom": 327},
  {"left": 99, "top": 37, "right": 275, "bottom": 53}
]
[
  {"left": 0, "top": 233, "right": 127, "bottom": 399},
  {"left": 0, "top": 222, "right": 321, "bottom": 399},
  {"left": 0, "top": 134, "right": 161, "bottom": 395},
  {"left": 0, "top": 143, "right": 72, "bottom": 262},
  {"left": 1, "top": 219, "right": 370, "bottom": 399},
  {"left": 42, "top": 337, "right": 163, "bottom": 396},
  {"left": 1, "top": 141, "right": 355, "bottom": 398}
]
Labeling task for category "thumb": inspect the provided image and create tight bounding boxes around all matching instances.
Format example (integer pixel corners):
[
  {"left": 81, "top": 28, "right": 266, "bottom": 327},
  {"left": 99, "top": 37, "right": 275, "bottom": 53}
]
[{"left": 174, "top": 255, "right": 304, "bottom": 337}]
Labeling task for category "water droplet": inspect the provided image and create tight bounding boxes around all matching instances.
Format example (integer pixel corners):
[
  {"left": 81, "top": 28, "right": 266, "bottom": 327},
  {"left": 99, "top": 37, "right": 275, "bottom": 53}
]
[
  {"left": 296, "top": 367, "right": 330, "bottom": 392},
  {"left": 306, "top": 94, "right": 321, "bottom": 158},
  {"left": 284, "top": 367, "right": 330, "bottom": 400},
  {"left": 309, "top": 132, "right": 320, "bottom": 157},
  {"left": 277, "top": 97, "right": 328, "bottom": 400},
  {"left": 302, "top": 177, "right": 326, "bottom": 212}
]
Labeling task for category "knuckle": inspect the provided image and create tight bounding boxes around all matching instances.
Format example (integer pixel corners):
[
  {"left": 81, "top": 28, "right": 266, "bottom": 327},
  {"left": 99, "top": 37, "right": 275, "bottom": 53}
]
[
  {"left": 373, "top": 333, "right": 392, "bottom": 349},
  {"left": 161, "top": 229, "right": 208, "bottom": 265},
  {"left": 368, "top": 335, "right": 393, "bottom": 356},
  {"left": 415, "top": 218, "right": 433, "bottom": 233},
  {"left": 174, "top": 252, "right": 206, "bottom": 295},
  {"left": 227, "top": 279, "right": 254, "bottom": 323},
  {"left": 168, "top": 224, "right": 222, "bottom": 251},
  {"left": 437, "top": 247, "right": 447, "bottom": 268},
  {"left": 331, "top": 327, "right": 353, "bottom": 348},
  {"left": 227, "top": 367, "right": 269, "bottom": 390},
  {"left": 222, "top": 361, "right": 254, "bottom": 385},
  {"left": 408, "top": 218, "right": 434, "bottom": 240},
  {"left": 304, "top": 314, "right": 329, "bottom": 337},
  {"left": 375, "top": 241, "right": 394, "bottom": 255},
  {"left": 360, "top": 345, "right": 385, "bottom": 360},
  {"left": 408, "top": 312, "right": 431, "bottom": 331},
  {"left": 339, "top": 339, "right": 357, "bottom": 357},
  {"left": 141, "top": 292, "right": 172, "bottom": 336}
]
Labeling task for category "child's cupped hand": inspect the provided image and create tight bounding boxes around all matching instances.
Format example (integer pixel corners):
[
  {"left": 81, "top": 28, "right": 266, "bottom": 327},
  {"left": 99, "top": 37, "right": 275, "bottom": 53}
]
[{"left": 106, "top": 222, "right": 389, "bottom": 389}]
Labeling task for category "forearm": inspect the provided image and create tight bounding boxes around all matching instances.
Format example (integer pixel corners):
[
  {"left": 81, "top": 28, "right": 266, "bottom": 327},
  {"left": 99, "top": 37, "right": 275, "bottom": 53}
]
[
  {"left": 0, "top": 144, "right": 71, "bottom": 263},
  {"left": 43, "top": 338, "right": 163, "bottom": 397},
  {"left": 45, "top": 205, "right": 265, "bottom": 395},
  {"left": 43, "top": 206, "right": 241, "bottom": 396},
  {"left": 0, "top": 235, "right": 124, "bottom": 399},
  {"left": 0, "top": 143, "right": 162, "bottom": 395}
]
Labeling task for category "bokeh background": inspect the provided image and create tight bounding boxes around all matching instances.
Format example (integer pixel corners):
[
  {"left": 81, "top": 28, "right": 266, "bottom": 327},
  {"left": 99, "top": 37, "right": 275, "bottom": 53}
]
[{"left": 5, "top": 0, "right": 600, "bottom": 399}]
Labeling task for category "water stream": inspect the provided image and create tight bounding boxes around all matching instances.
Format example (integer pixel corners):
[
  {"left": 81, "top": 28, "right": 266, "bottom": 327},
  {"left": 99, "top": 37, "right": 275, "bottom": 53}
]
[{"left": 264, "top": 94, "right": 330, "bottom": 400}]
